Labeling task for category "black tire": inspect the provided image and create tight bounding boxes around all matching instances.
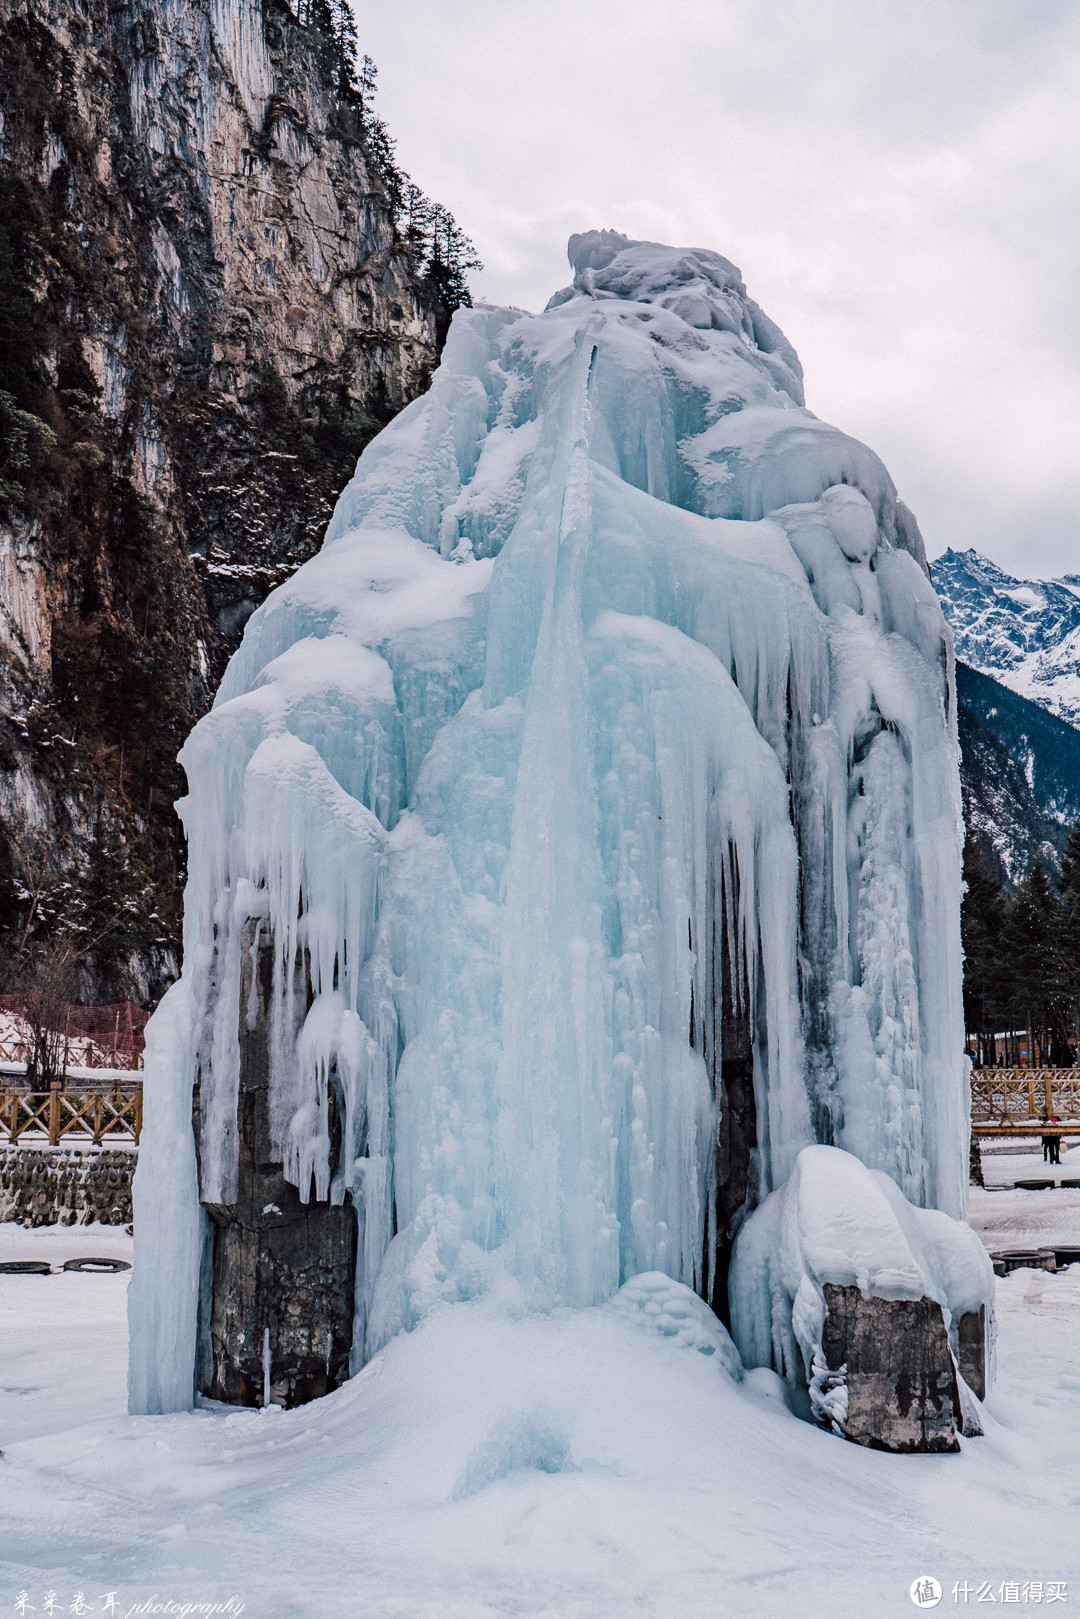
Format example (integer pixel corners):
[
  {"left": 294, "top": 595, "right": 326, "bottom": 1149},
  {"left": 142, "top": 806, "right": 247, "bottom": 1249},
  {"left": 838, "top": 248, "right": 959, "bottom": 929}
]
[
  {"left": 0, "top": 1260, "right": 53, "bottom": 1274},
  {"left": 61, "top": 1256, "right": 132, "bottom": 1273}
]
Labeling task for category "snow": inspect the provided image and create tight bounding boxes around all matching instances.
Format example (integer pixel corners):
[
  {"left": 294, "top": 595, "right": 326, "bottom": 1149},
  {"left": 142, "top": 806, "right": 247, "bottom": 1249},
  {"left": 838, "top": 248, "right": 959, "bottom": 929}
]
[
  {"left": 129, "top": 229, "right": 971, "bottom": 1413},
  {"left": 4, "top": 1217, "right": 1080, "bottom": 1617},
  {"left": 0, "top": 1222, "right": 133, "bottom": 1445},
  {"left": 970, "top": 1137, "right": 1080, "bottom": 1253}
]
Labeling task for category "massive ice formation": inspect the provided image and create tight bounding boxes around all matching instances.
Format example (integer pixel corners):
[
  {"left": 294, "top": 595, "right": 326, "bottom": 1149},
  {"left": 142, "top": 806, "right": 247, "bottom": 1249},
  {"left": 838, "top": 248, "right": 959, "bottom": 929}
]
[{"left": 129, "top": 231, "right": 975, "bottom": 1414}]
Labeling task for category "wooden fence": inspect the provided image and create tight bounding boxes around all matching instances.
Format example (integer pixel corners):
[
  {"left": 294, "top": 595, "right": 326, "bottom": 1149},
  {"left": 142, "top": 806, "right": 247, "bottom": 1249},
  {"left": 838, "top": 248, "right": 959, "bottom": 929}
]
[
  {"left": 970, "top": 1068, "right": 1080, "bottom": 1127},
  {"left": 0, "top": 1039, "right": 142, "bottom": 1071},
  {"left": 0, "top": 1077, "right": 142, "bottom": 1146}
]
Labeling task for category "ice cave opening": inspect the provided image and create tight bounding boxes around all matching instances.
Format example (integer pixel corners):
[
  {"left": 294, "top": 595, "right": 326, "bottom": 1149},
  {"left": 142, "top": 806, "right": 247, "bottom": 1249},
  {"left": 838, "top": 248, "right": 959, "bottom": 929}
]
[{"left": 128, "top": 229, "right": 993, "bottom": 1452}]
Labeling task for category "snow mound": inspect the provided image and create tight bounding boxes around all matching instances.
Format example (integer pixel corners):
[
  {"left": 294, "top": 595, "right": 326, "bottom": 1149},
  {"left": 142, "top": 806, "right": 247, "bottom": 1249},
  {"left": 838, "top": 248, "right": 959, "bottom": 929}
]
[{"left": 606, "top": 1271, "right": 743, "bottom": 1375}]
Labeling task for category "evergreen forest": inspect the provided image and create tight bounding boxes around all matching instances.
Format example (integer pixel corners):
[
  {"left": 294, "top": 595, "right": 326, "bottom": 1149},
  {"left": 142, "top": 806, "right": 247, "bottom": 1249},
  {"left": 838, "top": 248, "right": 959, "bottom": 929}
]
[{"left": 962, "top": 821, "right": 1080, "bottom": 1067}]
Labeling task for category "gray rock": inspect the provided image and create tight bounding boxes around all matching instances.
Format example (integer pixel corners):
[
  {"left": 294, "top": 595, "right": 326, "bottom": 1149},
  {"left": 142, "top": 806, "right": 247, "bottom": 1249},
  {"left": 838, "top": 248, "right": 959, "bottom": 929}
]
[
  {"left": 820, "top": 1283, "right": 962, "bottom": 1453},
  {"left": 196, "top": 920, "right": 356, "bottom": 1409},
  {"left": 957, "top": 1304, "right": 987, "bottom": 1402}
]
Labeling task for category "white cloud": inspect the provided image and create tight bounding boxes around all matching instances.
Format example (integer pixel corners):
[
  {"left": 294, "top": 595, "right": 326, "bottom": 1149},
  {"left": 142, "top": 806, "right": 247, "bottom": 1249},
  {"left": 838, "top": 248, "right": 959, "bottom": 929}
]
[{"left": 355, "top": 0, "right": 1080, "bottom": 578}]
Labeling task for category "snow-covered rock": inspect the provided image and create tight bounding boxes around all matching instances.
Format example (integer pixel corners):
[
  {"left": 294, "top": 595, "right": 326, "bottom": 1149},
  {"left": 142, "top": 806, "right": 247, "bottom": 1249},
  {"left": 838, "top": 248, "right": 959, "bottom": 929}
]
[{"left": 732, "top": 1147, "right": 992, "bottom": 1345}]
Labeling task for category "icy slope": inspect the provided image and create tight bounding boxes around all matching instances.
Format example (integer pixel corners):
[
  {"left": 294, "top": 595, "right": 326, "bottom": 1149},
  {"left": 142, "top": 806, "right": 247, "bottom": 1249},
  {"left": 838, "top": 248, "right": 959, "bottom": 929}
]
[
  {"left": 130, "top": 231, "right": 967, "bottom": 1410},
  {"left": 935, "top": 548, "right": 1080, "bottom": 726}
]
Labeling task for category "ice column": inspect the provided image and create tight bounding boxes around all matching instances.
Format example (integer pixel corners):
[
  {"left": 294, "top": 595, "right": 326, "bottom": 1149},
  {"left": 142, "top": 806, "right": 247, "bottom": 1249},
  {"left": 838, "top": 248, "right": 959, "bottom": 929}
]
[{"left": 129, "top": 231, "right": 968, "bottom": 1411}]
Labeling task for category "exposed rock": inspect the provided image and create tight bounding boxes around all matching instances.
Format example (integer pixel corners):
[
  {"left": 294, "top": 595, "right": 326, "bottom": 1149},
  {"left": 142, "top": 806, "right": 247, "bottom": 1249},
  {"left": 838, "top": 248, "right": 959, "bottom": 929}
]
[
  {"left": 957, "top": 1304, "right": 987, "bottom": 1402},
  {"left": 196, "top": 917, "right": 356, "bottom": 1409},
  {"left": 968, "top": 1132, "right": 984, "bottom": 1187},
  {"left": 0, "top": 1143, "right": 134, "bottom": 1224},
  {"left": 0, "top": 0, "right": 449, "bottom": 999},
  {"left": 820, "top": 1283, "right": 962, "bottom": 1453}
]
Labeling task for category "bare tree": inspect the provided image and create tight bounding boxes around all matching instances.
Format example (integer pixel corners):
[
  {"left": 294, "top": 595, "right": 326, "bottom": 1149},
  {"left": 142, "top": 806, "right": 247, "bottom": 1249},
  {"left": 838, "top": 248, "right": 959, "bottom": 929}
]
[{"left": 20, "top": 942, "right": 77, "bottom": 1091}]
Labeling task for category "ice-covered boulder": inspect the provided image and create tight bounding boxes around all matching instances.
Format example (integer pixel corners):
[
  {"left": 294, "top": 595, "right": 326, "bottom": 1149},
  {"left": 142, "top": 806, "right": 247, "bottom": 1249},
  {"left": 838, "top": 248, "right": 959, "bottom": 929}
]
[
  {"left": 130, "top": 231, "right": 973, "bottom": 1416},
  {"left": 729, "top": 1145, "right": 994, "bottom": 1449}
]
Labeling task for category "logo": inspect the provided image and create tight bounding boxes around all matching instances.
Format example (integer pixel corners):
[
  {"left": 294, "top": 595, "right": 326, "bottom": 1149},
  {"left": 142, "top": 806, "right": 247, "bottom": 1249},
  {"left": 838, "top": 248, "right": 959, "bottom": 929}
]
[{"left": 910, "top": 1577, "right": 943, "bottom": 1608}]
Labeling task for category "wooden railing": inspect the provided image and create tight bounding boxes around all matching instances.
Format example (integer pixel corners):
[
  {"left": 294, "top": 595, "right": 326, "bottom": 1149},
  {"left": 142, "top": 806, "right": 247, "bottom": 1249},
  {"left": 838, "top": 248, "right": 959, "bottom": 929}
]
[
  {"left": 970, "top": 1068, "right": 1080, "bottom": 1126},
  {"left": 0, "top": 1077, "right": 142, "bottom": 1146},
  {"left": 0, "top": 1039, "right": 142, "bottom": 1071}
]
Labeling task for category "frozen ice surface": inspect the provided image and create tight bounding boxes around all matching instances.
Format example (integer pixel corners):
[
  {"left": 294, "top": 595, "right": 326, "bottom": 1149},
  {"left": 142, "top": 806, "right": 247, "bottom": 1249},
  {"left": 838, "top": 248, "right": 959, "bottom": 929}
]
[{"left": 130, "top": 230, "right": 969, "bottom": 1409}]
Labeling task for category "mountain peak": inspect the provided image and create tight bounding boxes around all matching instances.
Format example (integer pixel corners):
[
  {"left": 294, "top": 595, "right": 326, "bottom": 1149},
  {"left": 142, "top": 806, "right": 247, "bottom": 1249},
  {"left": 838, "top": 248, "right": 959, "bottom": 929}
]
[{"left": 934, "top": 551, "right": 1080, "bottom": 726}]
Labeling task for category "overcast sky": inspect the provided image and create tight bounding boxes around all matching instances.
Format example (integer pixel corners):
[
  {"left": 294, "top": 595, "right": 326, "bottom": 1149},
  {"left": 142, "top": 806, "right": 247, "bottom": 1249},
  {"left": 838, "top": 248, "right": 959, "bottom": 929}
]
[{"left": 356, "top": 0, "right": 1079, "bottom": 580}]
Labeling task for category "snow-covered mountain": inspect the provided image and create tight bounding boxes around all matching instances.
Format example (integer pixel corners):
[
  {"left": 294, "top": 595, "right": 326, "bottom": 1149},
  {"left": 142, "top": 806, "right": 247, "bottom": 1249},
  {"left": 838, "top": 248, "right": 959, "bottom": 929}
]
[
  {"left": 956, "top": 661, "right": 1080, "bottom": 883},
  {"left": 934, "top": 548, "right": 1080, "bottom": 725}
]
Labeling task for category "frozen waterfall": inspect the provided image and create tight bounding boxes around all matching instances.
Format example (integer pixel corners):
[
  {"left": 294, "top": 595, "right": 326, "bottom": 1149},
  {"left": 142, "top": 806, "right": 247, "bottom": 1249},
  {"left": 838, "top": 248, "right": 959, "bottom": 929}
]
[{"left": 129, "top": 230, "right": 970, "bottom": 1415}]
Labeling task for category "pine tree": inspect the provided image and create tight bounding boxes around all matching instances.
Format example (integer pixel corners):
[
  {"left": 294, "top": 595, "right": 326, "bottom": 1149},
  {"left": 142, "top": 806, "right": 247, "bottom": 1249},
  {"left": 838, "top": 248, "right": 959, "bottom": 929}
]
[
  {"left": 328, "top": 0, "right": 359, "bottom": 97},
  {"left": 1001, "top": 859, "right": 1065, "bottom": 1065},
  {"left": 423, "top": 204, "right": 482, "bottom": 311},
  {"left": 960, "top": 836, "right": 1008, "bottom": 1063},
  {"left": 1057, "top": 816, "right": 1080, "bottom": 1055}
]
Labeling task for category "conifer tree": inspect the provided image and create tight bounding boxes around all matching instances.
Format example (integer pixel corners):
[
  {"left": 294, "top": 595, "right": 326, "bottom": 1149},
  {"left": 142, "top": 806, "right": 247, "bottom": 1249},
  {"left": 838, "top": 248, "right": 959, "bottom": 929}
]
[
  {"left": 1057, "top": 816, "right": 1080, "bottom": 1052},
  {"left": 1001, "top": 859, "right": 1065, "bottom": 1066},
  {"left": 960, "top": 835, "right": 1007, "bottom": 1063}
]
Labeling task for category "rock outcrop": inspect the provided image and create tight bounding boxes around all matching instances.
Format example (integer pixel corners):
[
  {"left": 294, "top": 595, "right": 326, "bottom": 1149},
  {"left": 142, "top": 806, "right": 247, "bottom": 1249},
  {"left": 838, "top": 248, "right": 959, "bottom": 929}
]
[
  {"left": 196, "top": 918, "right": 357, "bottom": 1408},
  {"left": 0, "top": 0, "right": 450, "bottom": 999}
]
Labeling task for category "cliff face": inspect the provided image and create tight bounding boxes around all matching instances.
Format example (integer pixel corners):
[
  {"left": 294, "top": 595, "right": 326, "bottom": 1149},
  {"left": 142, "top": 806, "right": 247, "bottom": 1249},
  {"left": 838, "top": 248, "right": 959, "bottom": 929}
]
[{"left": 0, "top": 0, "right": 447, "bottom": 998}]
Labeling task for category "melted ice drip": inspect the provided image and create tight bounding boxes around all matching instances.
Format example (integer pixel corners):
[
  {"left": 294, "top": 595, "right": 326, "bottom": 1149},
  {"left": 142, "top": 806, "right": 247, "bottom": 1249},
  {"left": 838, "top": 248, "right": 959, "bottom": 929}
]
[{"left": 129, "top": 232, "right": 966, "bottom": 1412}]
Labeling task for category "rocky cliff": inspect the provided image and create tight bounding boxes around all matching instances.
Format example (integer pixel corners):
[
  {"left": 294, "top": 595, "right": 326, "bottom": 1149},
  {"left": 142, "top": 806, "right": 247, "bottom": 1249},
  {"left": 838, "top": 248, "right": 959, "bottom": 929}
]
[{"left": 0, "top": 0, "right": 452, "bottom": 999}]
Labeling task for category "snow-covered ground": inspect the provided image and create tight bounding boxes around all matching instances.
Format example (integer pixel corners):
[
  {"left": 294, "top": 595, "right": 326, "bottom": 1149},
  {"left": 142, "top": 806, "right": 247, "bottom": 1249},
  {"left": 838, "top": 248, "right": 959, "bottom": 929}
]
[
  {"left": 971, "top": 1138, "right": 1080, "bottom": 1253},
  {"left": 2, "top": 1208, "right": 1079, "bottom": 1619},
  {"left": 0, "top": 1223, "right": 132, "bottom": 1446}
]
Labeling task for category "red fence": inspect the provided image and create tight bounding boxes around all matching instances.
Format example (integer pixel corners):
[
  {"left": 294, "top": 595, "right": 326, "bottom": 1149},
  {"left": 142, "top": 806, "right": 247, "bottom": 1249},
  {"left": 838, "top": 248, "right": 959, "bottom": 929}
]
[
  {"left": 63, "top": 1000, "right": 149, "bottom": 1053},
  {"left": 0, "top": 996, "right": 149, "bottom": 1053}
]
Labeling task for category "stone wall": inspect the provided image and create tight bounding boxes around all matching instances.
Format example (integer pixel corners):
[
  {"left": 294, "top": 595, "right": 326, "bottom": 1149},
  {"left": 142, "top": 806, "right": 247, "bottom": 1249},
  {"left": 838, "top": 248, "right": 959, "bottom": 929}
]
[{"left": 0, "top": 1143, "right": 135, "bottom": 1225}]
